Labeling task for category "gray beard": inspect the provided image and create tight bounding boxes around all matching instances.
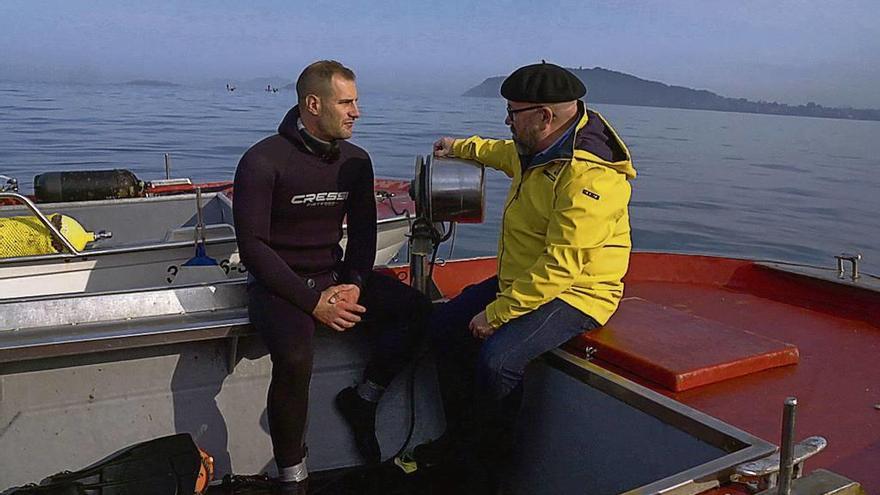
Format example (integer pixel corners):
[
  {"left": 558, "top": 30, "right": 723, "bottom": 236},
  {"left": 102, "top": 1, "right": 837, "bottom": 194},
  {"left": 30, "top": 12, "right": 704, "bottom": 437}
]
[
  {"left": 511, "top": 125, "right": 540, "bottom": 155},
  {"left": 513, "top": 134, "right": 538, "bottom": 155}
]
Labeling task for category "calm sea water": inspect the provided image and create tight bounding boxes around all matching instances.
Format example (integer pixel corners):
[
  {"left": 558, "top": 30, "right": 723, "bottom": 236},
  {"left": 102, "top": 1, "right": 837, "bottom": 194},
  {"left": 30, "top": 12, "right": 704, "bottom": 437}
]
[{"left": 1, "top": 81, "right": 878, "bottom": 274}]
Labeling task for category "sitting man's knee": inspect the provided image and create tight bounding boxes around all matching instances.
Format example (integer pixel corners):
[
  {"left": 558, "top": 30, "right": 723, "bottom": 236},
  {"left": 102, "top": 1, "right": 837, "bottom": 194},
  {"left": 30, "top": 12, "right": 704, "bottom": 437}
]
[
  {"left": 271, "top": 347, "right": 313, "bottom": 375},
  {"left": 478, "top": 344, "right": 509, "bottom": 378}
]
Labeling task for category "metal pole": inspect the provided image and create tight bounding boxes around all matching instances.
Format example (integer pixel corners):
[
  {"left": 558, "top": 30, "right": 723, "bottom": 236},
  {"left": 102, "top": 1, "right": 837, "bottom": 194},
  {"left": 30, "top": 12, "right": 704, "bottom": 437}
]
[
  {"left": 195, "top": 187, "right": 205, "bottom": 244},
  {"left": 408, "top": 219, "right": 433, "bottom": 295},
  {"left": 164, "top": 153, "right": 172, "bottom": 179},
  {"left": 411, "top": 251, "right": 427, "bottom": 294},
  {"left": 407, "top": 154, "right": 434, "bottom": 296},
  {"left": 778, "top": 397, "right": 797, "bottom": 495}
]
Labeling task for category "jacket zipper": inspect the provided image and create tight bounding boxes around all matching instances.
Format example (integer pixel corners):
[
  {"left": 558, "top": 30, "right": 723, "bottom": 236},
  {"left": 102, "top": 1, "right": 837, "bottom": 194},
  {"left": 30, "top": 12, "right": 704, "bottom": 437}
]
[{"left": 499, "top": 167, "right": 534, "bottom": 278}]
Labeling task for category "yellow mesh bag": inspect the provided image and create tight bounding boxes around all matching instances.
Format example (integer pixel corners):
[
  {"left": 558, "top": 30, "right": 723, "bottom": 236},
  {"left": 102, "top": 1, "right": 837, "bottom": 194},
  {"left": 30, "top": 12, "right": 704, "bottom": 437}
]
[{"left": 0, "top": 213, "right": 96, "bottom": 258}]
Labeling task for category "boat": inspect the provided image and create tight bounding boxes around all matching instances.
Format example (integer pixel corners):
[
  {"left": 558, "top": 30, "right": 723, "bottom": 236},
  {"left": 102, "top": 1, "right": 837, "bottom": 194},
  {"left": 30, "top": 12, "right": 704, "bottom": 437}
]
[
  {"left": 1, "top": 158, "right": 876, "bottom": 494},
  {"left": 421, "top": 253, "right": 878, "bottom": 494},
  {"left": 0, "top": 171, "right": 413, "bottom": 299}
]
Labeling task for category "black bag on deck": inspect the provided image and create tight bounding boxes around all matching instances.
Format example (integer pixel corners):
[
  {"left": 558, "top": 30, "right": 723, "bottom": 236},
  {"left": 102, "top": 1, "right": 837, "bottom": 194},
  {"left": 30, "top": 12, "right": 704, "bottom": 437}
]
[{"left": 3, "top": 433, "right": 203, "bottom": 495}]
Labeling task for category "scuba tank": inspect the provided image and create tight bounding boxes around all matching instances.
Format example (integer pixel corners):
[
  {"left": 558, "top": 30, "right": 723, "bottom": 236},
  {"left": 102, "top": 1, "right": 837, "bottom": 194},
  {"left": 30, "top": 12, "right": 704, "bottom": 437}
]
[
  {"left": 34, "top": 170, "right": 145, "bottom": 203},
  {"left": 0, "top": 213, "right": 104, "bottom": 257}
]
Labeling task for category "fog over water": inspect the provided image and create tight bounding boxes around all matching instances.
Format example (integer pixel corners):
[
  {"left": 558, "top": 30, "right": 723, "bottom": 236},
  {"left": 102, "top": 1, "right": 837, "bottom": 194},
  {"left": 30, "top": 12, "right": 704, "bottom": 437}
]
[{"left": 2, "top": 1, "right": 880, "bottom": 108}]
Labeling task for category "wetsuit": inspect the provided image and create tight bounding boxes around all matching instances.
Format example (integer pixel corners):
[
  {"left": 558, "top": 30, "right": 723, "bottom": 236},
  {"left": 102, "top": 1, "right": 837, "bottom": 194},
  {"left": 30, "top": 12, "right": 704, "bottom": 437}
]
[{"left": 233, "top": 106, "right": 430, "bottom": 468}]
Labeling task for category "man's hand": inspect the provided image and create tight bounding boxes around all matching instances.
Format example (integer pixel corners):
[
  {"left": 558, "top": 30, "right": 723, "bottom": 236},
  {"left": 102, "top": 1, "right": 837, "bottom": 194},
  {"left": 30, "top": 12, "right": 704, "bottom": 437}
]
[
  {"left": 433, "top": 137, "right": 456, "bottom": 157},
  {"left": 329, "top": 284, "right": 360, "bottom": 305},
  {"left": 313, "top": 284, "right": 365, "bottom": 332},
  {"left": 469, "top": 310, "right": 495, "bottom": 339}
]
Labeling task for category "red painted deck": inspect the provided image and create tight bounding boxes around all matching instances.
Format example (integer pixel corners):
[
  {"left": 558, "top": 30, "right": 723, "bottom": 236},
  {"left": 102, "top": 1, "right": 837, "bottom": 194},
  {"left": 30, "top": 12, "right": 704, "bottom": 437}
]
[{"left": 420, "top": 253, "right": 880, "bottom": 492}]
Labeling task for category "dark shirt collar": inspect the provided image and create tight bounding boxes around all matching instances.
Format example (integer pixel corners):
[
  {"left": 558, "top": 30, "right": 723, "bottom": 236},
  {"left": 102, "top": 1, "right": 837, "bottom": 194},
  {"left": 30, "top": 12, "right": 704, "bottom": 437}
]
[
  {"left": 533, "top": 118, "right": 577, "bottom": 162},
  {"left": 296, "top": 117, "right": 340, "bottom": 162}
]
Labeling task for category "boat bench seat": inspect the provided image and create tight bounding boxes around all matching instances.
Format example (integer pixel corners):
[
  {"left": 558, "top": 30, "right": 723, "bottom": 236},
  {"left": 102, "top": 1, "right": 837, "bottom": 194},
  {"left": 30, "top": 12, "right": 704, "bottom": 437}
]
[
  {"left": 564, "top": 297, "right": 799, "bottom": 392},
  {"left": 163, "top": 223, "right": 236, "bottom": 242}
]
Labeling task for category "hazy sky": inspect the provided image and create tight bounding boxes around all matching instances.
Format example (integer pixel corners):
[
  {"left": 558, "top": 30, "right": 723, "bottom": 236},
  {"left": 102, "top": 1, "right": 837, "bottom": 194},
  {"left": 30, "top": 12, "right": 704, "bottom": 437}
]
[{"left": 2, "top": 0, "right": 879, "bottom": 108}]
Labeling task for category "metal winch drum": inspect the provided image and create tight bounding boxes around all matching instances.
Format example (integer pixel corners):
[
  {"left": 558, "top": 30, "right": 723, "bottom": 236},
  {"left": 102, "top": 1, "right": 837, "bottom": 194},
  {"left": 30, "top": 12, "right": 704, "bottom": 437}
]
[
  {"left": 407, "top": 154, "right": 485, "bottom": 294},
  {"left": 410, "top": 154, "right": 485, "bottom": 224}
]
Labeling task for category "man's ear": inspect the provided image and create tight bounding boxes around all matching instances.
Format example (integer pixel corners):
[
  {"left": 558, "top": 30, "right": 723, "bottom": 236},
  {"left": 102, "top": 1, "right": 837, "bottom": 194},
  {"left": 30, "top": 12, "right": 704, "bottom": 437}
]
[
  {"left": 305, "top": 94, "right": 321, "bottom": 116},
  {"left": 540, "top": 107, "right": 553, "bottom": 126}
]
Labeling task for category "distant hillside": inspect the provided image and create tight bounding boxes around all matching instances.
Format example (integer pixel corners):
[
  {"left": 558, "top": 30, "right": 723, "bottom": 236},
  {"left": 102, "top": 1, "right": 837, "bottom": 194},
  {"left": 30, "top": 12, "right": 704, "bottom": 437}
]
[
  {"left": 123, "top": 79, "right": 179, "bottom": 87},
  {"left": 464, "top": 67, "right": 880, "bottom": 122}
]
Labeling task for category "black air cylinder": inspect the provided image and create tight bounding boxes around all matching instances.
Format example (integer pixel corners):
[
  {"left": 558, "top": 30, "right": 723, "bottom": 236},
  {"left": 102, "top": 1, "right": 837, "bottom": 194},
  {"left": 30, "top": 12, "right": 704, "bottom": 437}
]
[{"left": 34, "top": 169, "right": 145, "bottom": 202}]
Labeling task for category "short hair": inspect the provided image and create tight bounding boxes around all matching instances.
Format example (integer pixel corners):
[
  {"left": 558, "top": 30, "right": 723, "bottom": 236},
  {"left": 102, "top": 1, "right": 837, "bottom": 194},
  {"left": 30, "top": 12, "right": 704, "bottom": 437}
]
[{"left": 296, "top": 60, "right": 356, "bottom": 105}]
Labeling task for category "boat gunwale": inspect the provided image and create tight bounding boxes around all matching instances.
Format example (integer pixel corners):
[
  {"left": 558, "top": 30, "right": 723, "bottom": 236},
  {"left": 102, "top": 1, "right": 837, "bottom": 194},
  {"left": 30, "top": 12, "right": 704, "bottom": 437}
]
[
  {"left": 0, "top": 279, "right": 252, "bottom": 364},
  {"left": 0, "top": 214, "right": 411, "bottom": 266},
  {"left": 0, "top": 311, "right": 250, "bottom": 365}
]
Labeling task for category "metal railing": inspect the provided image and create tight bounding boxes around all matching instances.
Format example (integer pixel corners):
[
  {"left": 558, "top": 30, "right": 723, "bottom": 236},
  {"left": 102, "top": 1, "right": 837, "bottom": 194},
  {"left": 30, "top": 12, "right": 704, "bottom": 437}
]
[{"left": 0, "top": 191, "right": 80, "bottom": 255}]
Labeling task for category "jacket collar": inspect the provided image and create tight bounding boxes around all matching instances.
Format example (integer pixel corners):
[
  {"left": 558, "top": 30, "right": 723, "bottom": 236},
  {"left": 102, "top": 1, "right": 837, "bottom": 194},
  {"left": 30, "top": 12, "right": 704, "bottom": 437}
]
[{"left": 522, "top": 100, "right": 589, "bottom": 170}]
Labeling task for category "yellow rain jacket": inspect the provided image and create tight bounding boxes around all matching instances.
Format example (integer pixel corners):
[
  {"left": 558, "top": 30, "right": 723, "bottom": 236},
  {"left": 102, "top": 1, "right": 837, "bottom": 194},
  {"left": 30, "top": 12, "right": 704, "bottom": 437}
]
[{"left": 452, "top": 103, "right": 636, "bottom": 327}]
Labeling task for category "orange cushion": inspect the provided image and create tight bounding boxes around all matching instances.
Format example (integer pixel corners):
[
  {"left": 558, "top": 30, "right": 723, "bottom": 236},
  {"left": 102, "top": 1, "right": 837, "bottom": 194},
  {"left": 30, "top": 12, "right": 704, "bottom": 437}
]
[{"left": 565, "top": 299, "right": 799, "bottom": 392}]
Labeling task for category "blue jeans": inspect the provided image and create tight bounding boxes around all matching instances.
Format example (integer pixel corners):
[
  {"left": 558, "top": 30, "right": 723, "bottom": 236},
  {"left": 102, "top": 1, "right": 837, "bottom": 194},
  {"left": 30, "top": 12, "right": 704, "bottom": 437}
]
[{"left": 428, "top": 276, "right": 599, "bottom": 433}]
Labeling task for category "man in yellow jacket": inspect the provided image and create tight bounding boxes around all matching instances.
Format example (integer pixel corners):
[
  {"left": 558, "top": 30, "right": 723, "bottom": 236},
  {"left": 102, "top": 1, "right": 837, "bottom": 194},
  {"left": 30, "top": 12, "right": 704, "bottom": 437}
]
[{"left": 413, "top": 62, "right": 636, "bottom": 487}]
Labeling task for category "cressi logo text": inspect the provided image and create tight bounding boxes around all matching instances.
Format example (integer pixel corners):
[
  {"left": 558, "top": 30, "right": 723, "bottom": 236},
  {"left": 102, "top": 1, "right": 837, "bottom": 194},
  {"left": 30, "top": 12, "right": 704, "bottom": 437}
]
[{"left": 291, "top": 191, "right": 349, "bottom": 206}]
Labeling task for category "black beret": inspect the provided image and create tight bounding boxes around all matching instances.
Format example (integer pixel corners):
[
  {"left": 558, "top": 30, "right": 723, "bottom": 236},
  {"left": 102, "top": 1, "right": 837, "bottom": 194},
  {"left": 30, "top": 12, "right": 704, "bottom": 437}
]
[{"left": 500, "top": 62, "right": 586, "bottom": 103}]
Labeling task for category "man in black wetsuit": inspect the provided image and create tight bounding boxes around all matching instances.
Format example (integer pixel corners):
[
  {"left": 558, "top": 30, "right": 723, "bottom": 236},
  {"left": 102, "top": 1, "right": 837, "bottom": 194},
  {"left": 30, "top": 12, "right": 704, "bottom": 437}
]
[{"left": 233, "top": 60, "right": 431, "bottom": 493}]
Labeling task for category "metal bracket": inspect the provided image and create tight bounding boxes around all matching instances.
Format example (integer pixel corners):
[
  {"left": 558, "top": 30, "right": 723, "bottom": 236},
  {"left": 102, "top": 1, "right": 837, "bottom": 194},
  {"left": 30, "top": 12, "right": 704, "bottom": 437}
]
[
  {"left": 583, "top": 346, "right": 597, "bottom": 361},
  {"left": 0, "top": 175, "right": 19, "bottom": 193},
  {"left": 753, "top": 469, "right": 865, "bottom": 495},
  {"left": 834, "top": 253, "right": 861, "bottom": 281},
  {"left": 732, "top": 436, "right": 827, "bottom": 491}
]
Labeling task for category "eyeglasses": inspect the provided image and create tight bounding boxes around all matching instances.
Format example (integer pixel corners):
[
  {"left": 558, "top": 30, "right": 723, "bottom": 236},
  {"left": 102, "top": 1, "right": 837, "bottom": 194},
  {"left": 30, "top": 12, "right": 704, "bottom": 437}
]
[{"left": 506, "top": 105, "right": 546, "bottom": 119}]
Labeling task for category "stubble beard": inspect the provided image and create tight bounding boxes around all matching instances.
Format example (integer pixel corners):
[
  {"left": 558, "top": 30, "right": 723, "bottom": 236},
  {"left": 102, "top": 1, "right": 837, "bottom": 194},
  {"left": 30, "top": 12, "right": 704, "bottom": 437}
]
[
  {"left": 318, "top": 114, "right": 351, "bottom": 141},
  {"left": 512, "top": 124, "right": 540, "bottom": 155}
]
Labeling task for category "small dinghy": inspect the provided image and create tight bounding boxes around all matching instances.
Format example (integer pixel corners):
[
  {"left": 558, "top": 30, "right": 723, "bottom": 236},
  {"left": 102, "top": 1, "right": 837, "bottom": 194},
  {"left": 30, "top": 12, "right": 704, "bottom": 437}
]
[{"left": 0, "top": 170, "right": 413, "bottom": 300}]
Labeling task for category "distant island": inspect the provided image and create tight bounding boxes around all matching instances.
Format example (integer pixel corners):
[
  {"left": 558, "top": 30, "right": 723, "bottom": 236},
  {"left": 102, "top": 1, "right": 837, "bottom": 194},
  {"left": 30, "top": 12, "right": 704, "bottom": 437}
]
[
  {"left": 123, "top": 79, "right": 180, "bottom": 87},
  {"left": 464, "top": 67, "right": 880, "bottom": 122}
]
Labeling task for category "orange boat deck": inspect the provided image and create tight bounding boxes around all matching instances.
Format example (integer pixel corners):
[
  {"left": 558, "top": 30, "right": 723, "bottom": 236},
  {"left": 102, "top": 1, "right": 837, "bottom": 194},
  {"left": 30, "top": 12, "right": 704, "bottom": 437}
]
[{"left": 421, "top": 253, "right": 880, "bottom": 492}]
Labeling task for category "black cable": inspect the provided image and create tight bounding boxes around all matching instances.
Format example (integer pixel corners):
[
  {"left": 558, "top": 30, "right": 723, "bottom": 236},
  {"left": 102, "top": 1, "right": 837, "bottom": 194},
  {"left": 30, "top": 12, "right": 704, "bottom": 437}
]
[
  {"left": 391, "top": 348, "right": 430, "bottom": 461},
  {"left": 376, "top": 191, "right": 410, "bottom": 218},
  {"left": 438, "top": 221, "right": 455, "bottom": 243},
  {"left": 446, "top": 223, "right": 457, "bottom": 260},
  {"left": 307, "top": 348, "right": 431, "bottom": 495},
  {"left": 397, "top": 224, "right": 447, "bottom": 462},
  {"left": 426, "top": 240, "right": 441, "bottom": 282},
  {"left": 426, "top": 221, "right": 450, "bottom": 282}
]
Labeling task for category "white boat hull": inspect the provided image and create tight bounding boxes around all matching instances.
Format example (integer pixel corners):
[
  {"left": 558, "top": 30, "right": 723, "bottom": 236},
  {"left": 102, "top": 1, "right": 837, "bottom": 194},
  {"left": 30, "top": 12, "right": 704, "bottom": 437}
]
[
  {"left": 0, "top": 194, "right": 410, "bottom": 300},
  {"left": 0, "top": 282, "right": 444, "bottom": 488}
]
